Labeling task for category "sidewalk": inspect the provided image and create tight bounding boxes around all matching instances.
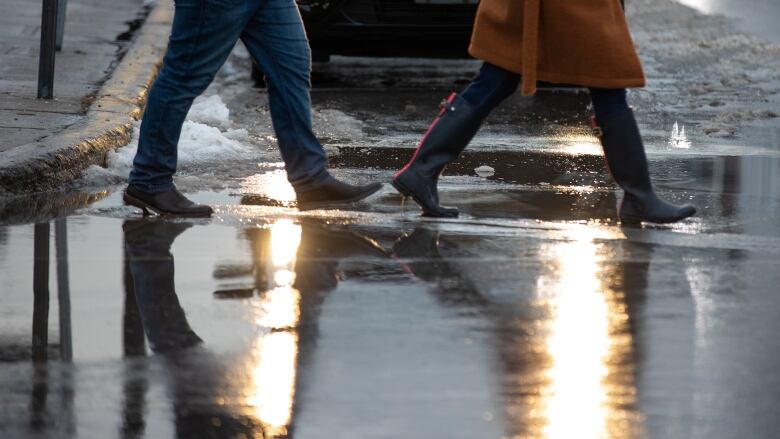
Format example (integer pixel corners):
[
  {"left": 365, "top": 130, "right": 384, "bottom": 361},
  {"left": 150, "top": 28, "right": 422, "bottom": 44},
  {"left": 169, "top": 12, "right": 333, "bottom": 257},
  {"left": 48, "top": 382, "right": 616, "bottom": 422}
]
[{"left": 0, "top": 0, "right": 172, "bottom": 194}]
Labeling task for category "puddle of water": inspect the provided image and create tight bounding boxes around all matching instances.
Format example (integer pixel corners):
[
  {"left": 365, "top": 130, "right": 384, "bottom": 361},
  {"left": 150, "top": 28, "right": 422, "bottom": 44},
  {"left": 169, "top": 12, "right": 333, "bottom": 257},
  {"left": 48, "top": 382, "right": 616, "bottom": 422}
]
[{"left": 3, "top": 200, "right": 779, "bottom": 438}]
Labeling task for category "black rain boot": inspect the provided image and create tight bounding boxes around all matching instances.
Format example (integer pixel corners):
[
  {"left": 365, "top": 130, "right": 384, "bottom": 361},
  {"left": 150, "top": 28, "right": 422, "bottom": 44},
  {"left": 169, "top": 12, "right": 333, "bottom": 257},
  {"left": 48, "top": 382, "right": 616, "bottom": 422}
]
[
  {"left": 392, "top": 93, "right": 483, "bottom": 217},
  {"left": 593, "top": 110, "right": 696, "bottom": 224}
]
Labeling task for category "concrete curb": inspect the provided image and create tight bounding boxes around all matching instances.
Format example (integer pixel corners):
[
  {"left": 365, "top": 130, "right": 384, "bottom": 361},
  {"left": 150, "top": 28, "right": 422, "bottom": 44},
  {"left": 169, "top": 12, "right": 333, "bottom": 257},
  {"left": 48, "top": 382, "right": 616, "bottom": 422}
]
[{"left": 0, "top": 0, "right": 173, "bottom": 194}]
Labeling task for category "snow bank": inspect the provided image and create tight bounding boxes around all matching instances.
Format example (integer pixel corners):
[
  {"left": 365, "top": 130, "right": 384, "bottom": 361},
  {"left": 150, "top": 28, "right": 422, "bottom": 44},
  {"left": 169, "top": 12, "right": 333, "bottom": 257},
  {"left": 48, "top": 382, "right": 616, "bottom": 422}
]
[
  {"left": 83, "top": 94, "right": 254, "bottom": 185},
  {"left": 628, "top": 0, "right": 780, "bottom": 139}
]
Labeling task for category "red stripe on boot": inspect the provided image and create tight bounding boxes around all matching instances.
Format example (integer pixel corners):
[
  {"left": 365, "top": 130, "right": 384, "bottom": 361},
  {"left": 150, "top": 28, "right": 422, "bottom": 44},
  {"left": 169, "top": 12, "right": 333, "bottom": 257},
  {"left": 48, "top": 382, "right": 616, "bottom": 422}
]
[{"left": 394, "top": 92, "right": 458, "bottom": 179}]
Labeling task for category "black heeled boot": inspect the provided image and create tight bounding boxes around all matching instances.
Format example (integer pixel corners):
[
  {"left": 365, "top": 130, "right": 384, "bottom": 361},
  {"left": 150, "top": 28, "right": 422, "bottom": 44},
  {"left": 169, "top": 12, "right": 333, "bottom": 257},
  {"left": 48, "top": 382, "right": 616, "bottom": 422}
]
[
  {"left": 392, "top": 93, "right": 483, "bottom": 217},
  {"left": 593, "top": 110, "right": 696, "bottom": 224},
  {"left": 124, "top": 185, "right": 213, "bottom": 217}
]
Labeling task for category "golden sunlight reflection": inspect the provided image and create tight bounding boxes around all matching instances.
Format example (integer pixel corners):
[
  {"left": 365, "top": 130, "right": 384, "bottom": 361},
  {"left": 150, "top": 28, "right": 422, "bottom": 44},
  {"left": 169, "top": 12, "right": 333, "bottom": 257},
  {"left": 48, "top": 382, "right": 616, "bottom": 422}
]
[
  {"left": 270, "top": 219, "right": 302, "bottom": 269},
  {"left": 532, "top": 229, "right": 635, "bottom": 438},
  {"left": 241, "top": 169, "right": 297, "bottom": 204},
  {"left": 245, "top": 220, "right": 303, "bottom": 437},
  {"left": 557, "top": 133, "right": 603, "bottom": 156},
  {"left": 247, "top": 331, "right": 299, "bottom": 435}
]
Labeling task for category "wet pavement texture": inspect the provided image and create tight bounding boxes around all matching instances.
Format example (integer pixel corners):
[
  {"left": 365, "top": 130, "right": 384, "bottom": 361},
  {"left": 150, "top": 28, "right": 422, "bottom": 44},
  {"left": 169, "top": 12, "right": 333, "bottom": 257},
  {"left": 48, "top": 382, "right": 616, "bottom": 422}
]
[{"left": 3, "top": 10, "right": 780, "bottom": 438}]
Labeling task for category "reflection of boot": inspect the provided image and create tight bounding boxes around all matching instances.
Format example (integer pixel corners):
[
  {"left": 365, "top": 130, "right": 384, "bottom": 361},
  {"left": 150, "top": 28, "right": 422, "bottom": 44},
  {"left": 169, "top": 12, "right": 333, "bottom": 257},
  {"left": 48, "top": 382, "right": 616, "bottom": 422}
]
[
  {"left": 393, "top": 228, "right": 440, "bottom": 261},
  {"left": 393, "top": 93, "right": 482, "bottom": 218},
  {"left": 123, "top": 218, "right": 192, "bottom": 247},
  {"left": 294, "top": 223, "right": 386, "bottom": 294},
  {"left": 594, "top": 110, "right": 696, "bottom": 224},
  {"left": 393, "top": 227, "right": 490, "bottom": 308},
  {"left": 392, "top": 228, "right": 446, "bottom": 282},
  {"left": 123, "top": 219, "right": 203, "bottom": 353}
]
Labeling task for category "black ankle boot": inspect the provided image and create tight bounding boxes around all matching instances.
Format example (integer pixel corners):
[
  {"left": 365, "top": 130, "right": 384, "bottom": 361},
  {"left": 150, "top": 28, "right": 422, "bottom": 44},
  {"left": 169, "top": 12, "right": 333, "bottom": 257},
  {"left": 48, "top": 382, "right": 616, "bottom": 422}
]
[
  {"left": 124, "top": 185, "right": 213, "bottom": 217},
  {"left": 392, "top": 93, "right": 483, "bottom": 218},
  {"left": 295, "top": 175, "right": 383, "bottom": 210},
  {"left": 593, "top": 110, "right": 696, "bottom": 224}
]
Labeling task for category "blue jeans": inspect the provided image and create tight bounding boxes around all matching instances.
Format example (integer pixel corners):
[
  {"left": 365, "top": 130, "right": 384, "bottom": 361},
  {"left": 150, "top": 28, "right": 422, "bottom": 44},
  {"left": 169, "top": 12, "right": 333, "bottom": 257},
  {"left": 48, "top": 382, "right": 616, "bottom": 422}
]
[
  {"left": 460, "top": 63, "right": 630, "bottom": 122},
  {"left": 129, "top": 0, "right": 328, "bottom": 193}
]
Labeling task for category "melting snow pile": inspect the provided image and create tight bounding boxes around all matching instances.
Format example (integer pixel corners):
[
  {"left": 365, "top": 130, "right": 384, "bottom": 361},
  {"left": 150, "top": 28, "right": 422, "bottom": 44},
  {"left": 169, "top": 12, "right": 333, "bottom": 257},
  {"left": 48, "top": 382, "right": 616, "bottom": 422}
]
[
  {"left": 84, "top": 94, "right": 253, "bottom": 185},
  {"left": 628, "top": 0, "right": 780, "bottom": 139}
]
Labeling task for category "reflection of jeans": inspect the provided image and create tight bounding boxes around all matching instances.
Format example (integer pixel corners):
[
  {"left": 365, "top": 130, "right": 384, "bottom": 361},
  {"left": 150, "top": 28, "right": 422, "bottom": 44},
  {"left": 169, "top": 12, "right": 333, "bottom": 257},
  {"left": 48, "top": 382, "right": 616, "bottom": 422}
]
[
  {"left": 124, "top": 222, "right": 202, "bottom": 353},
  {"left": 129, "top": 0, "right": 328, "bottom": 193},
  {"left": 460, "top": 62, "right": 631, "bottom": 121}
]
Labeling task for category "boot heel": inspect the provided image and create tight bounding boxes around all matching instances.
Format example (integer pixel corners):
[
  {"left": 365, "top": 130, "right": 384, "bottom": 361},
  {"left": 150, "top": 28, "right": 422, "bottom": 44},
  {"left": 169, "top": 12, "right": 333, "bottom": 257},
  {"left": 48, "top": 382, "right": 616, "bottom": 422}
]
[
  {"left": 391, "top": 179, "right": 412, "bottom": 198},
  {"left": 124, "top": 192, "right": 153, "bottom": 217}
]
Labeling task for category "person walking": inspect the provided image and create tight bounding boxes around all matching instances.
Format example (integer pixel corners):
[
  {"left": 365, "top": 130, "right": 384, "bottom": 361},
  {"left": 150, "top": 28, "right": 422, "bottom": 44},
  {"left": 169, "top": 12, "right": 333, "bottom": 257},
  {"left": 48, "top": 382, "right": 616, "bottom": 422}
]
[
  {"left": 124, "top": 0, "right": 382, "bottom": 217},
  {"left": 393, "top": 0, "right": 696, "bottom": 224}
]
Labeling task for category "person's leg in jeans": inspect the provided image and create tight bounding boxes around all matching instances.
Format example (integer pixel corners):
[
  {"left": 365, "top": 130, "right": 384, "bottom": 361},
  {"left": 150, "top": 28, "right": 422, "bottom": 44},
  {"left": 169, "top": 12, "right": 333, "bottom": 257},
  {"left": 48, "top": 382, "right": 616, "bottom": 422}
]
[
  {"left": 124, "top": 0, "right": 255, "bottom": 217},
  {"left": 590, "top": 88, "right": 695, "bottom": 223},
  {"left": 240, "top": 0, "right": 382, "bottom": 208},
  {"left": 393, "top": 62, "right": 520, "bottom": 217}
]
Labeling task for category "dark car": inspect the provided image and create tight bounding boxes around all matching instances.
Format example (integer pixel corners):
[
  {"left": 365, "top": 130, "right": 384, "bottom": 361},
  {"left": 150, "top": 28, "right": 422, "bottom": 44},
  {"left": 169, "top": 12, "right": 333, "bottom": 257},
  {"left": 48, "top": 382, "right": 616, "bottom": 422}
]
[{"left": 296, "top": 0, "right": 480, "bottom": 61}]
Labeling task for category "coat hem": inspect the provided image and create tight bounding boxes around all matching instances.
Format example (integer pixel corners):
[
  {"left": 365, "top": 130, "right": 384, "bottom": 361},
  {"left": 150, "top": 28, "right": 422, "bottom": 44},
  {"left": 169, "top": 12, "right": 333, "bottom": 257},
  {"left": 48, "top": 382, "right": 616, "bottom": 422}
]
[{"left": 469, "top": 43, "right": 646, "bottom": 91}]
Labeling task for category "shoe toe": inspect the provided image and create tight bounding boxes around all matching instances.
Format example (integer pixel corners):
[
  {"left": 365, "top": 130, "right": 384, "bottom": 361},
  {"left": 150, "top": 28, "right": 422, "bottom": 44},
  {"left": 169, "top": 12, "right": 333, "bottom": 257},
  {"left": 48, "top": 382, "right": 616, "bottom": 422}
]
[{"left": 679, "top": 204, "right": 697, "bottom": 219}]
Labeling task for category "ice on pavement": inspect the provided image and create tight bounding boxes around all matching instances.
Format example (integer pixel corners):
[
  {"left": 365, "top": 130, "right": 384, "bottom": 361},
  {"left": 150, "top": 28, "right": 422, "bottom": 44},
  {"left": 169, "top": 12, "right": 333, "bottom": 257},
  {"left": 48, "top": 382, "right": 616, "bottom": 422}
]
[
  {"left": 314, "top": 108, "right": 367, "bottom": 144},
  {"left": 475, "top": 166, "right": 496, "bottom": 178}
]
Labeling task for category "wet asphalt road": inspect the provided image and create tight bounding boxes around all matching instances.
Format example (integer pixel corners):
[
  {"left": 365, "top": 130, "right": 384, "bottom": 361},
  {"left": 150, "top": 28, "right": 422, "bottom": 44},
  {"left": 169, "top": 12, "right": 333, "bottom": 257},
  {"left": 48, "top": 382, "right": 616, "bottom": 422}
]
[{"left": 2, "top": 6, "right": 780, "bottom": 438}]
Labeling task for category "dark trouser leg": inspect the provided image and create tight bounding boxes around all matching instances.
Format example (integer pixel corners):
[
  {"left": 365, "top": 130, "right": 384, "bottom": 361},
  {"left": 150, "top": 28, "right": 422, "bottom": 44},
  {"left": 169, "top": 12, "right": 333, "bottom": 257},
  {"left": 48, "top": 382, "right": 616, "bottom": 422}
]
[
  {"left": 460, "top": 63, "right": 523, "bottom": 118},
  {"left": 128, "top": 0, "right": 252, "bottom": 193},
  {"left": 590, "top": 88, "right": 696, "bottom": 223},
  {"left": 240, "top": 0, "right": 382, "bottom": 208},
  {"left": 239, "top": 0, "right": 328, "bottom": 190},
  {"left": 393, "top": 63, "right": 520, "bottom": 217}
]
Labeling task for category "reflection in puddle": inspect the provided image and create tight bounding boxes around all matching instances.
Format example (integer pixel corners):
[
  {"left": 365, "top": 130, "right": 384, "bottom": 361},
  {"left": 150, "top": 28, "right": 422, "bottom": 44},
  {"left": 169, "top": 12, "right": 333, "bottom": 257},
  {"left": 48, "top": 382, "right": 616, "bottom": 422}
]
[
  {"left": 240, "top": 168, "right": 297, "bottom": 206},
  {"left": 244, "top": 220, "right": 302, "bottom": 437},
  {"left": 533, "top": 230, "right": 637, "bottom": 438},
  {"left": 248, "top": 331, "right": 298, "bottom": 436},
  {"left": 557, "top": 133, "right": 603, "bottom": 156}
]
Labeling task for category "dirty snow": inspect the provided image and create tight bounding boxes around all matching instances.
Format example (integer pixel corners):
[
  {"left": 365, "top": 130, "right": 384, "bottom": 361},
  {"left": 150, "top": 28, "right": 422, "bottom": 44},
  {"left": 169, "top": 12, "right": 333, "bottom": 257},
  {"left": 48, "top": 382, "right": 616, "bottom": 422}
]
[
  {"left": 83, "top": 95, "right": 255, "bottom": 186},
  {"left": 629, "top": 0, "right": 780, "bottom": 139}
]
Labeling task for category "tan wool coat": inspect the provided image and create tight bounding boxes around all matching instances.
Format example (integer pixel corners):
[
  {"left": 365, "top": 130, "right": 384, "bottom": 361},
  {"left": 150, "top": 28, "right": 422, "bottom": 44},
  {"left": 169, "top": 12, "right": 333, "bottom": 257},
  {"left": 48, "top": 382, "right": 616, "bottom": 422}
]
[{"left": 469, "top": 0, "right": 646, "bottom": 95}]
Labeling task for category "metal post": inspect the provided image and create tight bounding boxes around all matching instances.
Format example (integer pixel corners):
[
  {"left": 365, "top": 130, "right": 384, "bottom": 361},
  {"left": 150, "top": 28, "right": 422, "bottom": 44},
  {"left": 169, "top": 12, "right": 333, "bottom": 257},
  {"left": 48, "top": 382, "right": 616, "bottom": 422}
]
[
  {"left": 55, "top": 0, "right": 68, "bottom": 51},
  {"left": 33, "top": 223, "right": 50, "bottom": 363},
  {"left": 55, "top": 219, "right": 73, "bottom": 362},
  {"left": 38, "top": 0, "right": 59, "bottom": 99}
]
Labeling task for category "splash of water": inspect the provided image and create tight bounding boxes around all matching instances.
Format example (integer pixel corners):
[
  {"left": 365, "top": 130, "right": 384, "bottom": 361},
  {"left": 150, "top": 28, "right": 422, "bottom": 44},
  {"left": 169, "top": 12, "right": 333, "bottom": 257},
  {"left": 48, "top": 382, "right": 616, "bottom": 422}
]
[{"left": 669, "top": 121, "right": 692, "bottom": 149}]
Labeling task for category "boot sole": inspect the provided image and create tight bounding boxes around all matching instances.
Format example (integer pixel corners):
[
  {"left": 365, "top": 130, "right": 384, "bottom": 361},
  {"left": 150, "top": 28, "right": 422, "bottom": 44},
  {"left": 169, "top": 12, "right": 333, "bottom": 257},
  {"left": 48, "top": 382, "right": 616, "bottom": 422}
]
[
  {"left": 620, "top": 207, "right": 697, "bottom": 225},
  {"left": 123, "top": 193, "right": 213, "bottom": 218},
  {"left": 391, "top": 178, "right": 459, "bottom": 218},
  {"left": 297, "top": 183, "right": 383, "bottom": 211}
]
